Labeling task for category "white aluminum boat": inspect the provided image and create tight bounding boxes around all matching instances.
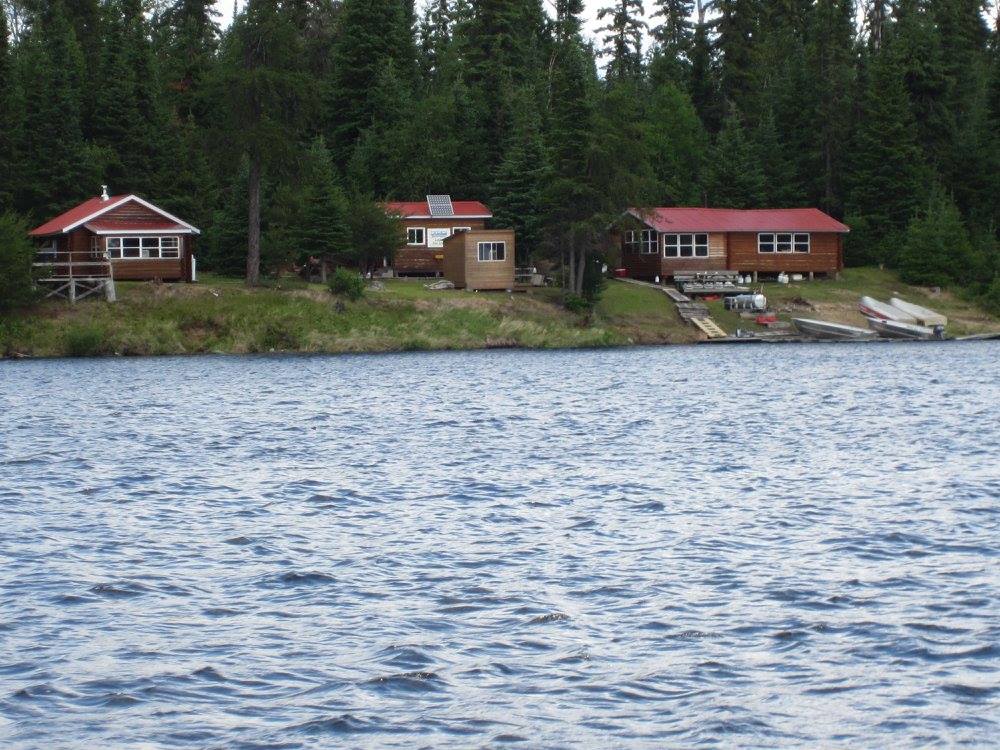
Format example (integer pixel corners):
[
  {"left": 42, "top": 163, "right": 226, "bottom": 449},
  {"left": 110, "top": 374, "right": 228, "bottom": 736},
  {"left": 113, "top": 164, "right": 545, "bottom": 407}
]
[
  {"left": 793, "top": 318, "right": 878, "bottom": 341},
  {"left": 858, "top": 296, "right": 917, "bottom": 322},
  {"left": 866, "top": 317, "right": 941, "bottom": 340},
  {"left": 888, "top": 297, "right": 947, "bottom": 327}
]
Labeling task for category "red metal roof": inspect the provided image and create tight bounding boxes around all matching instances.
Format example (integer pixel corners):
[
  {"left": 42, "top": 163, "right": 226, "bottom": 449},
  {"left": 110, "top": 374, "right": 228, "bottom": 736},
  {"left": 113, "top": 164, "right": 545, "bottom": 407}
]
[
  {"left": 29, "top": 195, "right": 199, "bottom": 236},
  {"left": 30, "top": 196, "right": 130, "bottom": 236},
  {"left": 383, "top": 200, "right": 492, "bottom": 219},
  {"left": 627, "top": 207, "right": 850, "bottom": 233},
  {"left": 84, "top": 219, "right": 192, "bottom": 233}
]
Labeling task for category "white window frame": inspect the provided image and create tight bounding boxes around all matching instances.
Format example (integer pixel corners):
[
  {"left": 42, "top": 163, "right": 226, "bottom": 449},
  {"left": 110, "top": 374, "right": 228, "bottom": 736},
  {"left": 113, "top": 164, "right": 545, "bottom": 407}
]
[
  {"left": 640, "top": 229, "right": 657, "bottom": 254},
  {"left": 106, "top": 235, "right": 181, "bottom": 260},
  {"left": 623, "top": 230, "right": 640, "bottom": 254},
  {"left": 37, "top": 238, "right": 58, "bottom": 258},
  {"left": 477, "top": 241, "right": 506, "bottom": 262},
  {"left": 759, "top": 233, "right": 810, "bottom": 253},
  {"left": 664, "top": 233, "right": 709, "bottom": 258},
  {"left": 406, "top": 227, "right": 426, "bottom": 246}
]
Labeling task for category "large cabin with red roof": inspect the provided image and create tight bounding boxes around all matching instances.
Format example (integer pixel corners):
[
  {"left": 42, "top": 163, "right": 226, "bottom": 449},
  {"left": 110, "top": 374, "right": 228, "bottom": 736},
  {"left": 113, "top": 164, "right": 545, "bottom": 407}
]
[
  {"left": 384, "top": 195, "right": 492, "bottom": 276},
  {"left": 615, "top": 207, "right": 849, "bottom": 280},
  {"left": 29, "top": 190, "right": 200, "bottom": 282}
]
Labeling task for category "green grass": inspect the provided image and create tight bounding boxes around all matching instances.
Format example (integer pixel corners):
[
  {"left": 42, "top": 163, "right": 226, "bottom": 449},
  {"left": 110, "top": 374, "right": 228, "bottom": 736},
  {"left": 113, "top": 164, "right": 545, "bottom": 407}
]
[{"left": 2, "top": 267, "right": 995, "bottom": 358}]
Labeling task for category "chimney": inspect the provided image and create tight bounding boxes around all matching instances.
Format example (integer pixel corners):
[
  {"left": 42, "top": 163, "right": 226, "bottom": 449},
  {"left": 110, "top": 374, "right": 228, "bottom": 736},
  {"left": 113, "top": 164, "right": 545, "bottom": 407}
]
[{"left": 101, "top": 185, "right": 109, "bottom": 201}]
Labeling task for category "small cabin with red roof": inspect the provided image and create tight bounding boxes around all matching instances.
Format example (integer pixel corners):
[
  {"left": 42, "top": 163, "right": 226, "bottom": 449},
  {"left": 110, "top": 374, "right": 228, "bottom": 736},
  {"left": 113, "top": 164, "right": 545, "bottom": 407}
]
[
  {"left": 614, "top": 207, "right": 849, "bottom": 280},
  {"left": 384, "top": 195, "right": 492, "bottom": 276},
  {"left": 29, "top": 189, "right": 200, "bottom": 282}
]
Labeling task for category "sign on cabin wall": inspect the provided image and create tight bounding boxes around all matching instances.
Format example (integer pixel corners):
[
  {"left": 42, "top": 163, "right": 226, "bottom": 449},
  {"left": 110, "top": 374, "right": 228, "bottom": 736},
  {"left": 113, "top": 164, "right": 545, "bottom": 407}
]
[{"left": 427, "top": 228, "right": 451, "bottom": 248}]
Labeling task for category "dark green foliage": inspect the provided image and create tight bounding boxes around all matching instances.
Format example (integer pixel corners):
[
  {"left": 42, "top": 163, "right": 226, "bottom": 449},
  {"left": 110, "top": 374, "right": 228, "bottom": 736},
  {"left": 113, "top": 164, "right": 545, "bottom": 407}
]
[
  {"left": 347, "top": 197, "right": 403, "bottom": 273},
  {"left": 327, "top": 267, "right": 366, "bottom": 301},
  {"left": 0, "top": 212, "right": 37, "bottom": 311},
  {"left": 707, "top": 110, "right": 766, "bottom": 208},
  {"left": 596, "top": 0, "right": 646, "bottom": 82},
  {"left": 644, "top": 81, "right": 708, "bottom": 204},
  {"left": 845, "top": 44, "right": 927, "bottom": 266},
  {"left": 897, "top": 186, "right": 975, "bottom": 287}
]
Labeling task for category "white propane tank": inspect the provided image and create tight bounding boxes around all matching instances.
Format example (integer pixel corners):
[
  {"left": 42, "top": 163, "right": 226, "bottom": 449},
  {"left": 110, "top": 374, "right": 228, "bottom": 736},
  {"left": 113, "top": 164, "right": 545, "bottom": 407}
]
[
  {"left": 753, "top": 293, "right": 767, "bottom": 310},
  {"left": 777, "top": 272, "right": 789, "bottom": 284}
]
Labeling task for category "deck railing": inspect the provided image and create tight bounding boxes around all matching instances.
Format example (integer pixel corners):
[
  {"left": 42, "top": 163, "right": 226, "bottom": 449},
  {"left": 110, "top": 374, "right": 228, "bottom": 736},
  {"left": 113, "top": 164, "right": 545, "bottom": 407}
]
[{"left": 34, "top": 250, "right": 116, "bottom": 303}]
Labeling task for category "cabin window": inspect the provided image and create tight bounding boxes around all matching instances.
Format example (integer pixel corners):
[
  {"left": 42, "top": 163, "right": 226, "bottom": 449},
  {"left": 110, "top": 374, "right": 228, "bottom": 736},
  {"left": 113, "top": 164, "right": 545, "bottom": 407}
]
[
  {"left": 406, "top": 227, "right": 425, "bottom": 246},
  {"left": 640, "top": 229, "right": 657, "bottom": 254},
  {"left": 664, "top": 233, "right": 709, "bottom": 258},
  {"left": 452, "top": 226, "right": 472, "bottom": 234},
  {"left": 477, "top": 241, "right": 506, "bottom": 262},
  {"left": 759, "top": 233, "right": 810, "bottom": 253},
  {"left": 623, "top": 230, "right": 639, "bottom": 253},
  {"left": 107, "top": 236, "right": 180, "bottom": 259},
  {"left": 37, "top": 239, "right": 57, "bottom": 259},
  {"left": 90, "top": 235, "right": 102, "bottom": 259}
]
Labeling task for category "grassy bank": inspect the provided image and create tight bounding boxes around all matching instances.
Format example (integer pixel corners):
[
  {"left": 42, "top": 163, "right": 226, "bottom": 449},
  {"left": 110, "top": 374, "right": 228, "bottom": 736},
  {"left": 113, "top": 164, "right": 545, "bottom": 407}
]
[{"left": 1, "top": 268, "right": 995, "bottom": 359}]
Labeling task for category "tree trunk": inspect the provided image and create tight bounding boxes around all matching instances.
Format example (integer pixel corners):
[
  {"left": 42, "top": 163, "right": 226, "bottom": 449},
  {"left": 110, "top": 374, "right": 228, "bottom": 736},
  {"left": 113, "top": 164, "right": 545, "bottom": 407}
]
[
  {"left": 567, "top": 241, "right": 575, "bottom": 292},
  {"left": 575, "top": 247, "right": 587, "bottom": 295},
  {"left": 246, "top": 150, "right": 262, "bottom": 287}
]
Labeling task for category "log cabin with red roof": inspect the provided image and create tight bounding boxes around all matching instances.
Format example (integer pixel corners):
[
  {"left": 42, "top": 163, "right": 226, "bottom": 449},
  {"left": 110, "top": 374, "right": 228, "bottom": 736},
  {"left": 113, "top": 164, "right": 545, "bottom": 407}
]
[
  {"left": 614, "top": 207, "right": 849, "bottom": 280},
  {"left": 384, "top": 195, "right": 492, "bottom": 276},
  {"left": 29, "top": 189, "right": 201, "bottom": 283}
]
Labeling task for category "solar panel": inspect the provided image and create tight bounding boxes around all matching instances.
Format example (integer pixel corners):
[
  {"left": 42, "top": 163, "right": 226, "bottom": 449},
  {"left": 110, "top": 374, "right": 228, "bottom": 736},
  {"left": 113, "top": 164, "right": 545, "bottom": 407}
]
[{"left": 426, "top": 194, "right": 454, "bottom": 218}]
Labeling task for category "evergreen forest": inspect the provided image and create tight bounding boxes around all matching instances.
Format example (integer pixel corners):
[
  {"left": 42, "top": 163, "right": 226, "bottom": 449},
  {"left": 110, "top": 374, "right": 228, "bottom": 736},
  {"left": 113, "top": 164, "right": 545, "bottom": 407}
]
[{"left": 0, "top": 0, "right": 998, "bottom": 305}]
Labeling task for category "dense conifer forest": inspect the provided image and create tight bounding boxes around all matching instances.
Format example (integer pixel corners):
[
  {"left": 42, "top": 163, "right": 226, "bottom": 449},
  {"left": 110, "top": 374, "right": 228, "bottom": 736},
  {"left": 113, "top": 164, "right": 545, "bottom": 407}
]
[{"left": 0, "top": 0, "right": 997, "bottom": 306}]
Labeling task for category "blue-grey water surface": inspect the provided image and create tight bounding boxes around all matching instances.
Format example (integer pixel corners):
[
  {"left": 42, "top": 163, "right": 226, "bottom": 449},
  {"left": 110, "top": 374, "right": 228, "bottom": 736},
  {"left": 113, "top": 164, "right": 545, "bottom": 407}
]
[{"left": 1, "top": 343, "right": 998, "bottom": 748}]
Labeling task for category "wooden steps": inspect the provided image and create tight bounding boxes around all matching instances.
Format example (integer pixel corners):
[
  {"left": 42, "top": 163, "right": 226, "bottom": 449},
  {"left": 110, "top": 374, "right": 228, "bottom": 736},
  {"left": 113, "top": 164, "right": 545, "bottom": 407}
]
[{"left": 691, "top": 317, "right": 728, "bottom": 339}]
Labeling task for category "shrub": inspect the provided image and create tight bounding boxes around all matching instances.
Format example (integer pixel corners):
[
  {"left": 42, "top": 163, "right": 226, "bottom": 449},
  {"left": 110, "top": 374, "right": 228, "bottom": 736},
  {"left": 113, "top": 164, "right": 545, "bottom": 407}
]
[
  {"left": 983, "top": 275, "right": 1000, "bottom": 317},
  {"left": 64, "top": 324, "right": 109, "bottom": 357},
  {"left": 0, "top": 212, "right": 38, "bottom": 312},
  {"left": 328, "top": 267, "right": 365, "bottom": 301},
  {"left": 563, "top": 293, "right": 591, "bottom": 314},
  {"left": 898, "top": 186, "right": 974, "bottom": 287}
]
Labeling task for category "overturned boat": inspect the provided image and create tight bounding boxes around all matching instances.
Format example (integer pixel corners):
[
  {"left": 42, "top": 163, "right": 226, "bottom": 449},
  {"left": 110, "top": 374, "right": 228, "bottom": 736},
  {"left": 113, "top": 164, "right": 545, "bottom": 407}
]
[
  {"left": 793, "top": 318, "right": 878, "bottom": 341},
  {"left": 888, "top": 297, "right": 947, "bottom": 327},
  {"left": 859, "top": 296, "right": 917, "bottom": 322},
  {"left": 866, "top": 317, "right": 943, "bottom": 340}
]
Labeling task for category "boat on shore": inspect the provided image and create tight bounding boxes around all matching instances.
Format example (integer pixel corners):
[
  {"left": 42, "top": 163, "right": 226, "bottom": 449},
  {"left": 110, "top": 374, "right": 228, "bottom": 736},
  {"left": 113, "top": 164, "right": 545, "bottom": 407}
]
[
  {"left": 793, "top": 318, "right": 878, "bottom": 341},
  {"left": 865, "top": 316, "right": 942, "bottom": 340},
  {"left": 859, "top": 296, "right": 917, "bottom": 322},
  {"left": 888, "top": 297, "right": 948, "bottom": 327}
]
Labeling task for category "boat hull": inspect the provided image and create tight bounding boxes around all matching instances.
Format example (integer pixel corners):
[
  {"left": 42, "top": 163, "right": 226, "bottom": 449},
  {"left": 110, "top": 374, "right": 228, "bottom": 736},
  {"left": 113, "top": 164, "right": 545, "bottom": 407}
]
[
  {"left": 793, "top": 318, "right": 877, "bottom": 341},
  {"left": 859, "top": 296, "right": 917, "bottom": 323},
  {"left": 888, "top": 297, "right": 947, "bottom": 327},
  {"left": 865, "top": 317, "right": 939, "bottom": 340}
]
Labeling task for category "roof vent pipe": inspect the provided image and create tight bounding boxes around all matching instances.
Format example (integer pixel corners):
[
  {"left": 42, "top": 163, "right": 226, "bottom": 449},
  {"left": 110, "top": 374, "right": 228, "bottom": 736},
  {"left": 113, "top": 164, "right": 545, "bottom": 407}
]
[{"left": 101, "top": 185, "right": 109, "bottom": 201}]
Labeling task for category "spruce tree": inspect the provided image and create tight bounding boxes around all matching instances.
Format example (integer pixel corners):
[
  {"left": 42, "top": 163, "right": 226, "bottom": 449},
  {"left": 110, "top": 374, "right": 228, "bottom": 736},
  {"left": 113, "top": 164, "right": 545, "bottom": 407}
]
[
  {"left": 845, "top": 44, "right": 927, "bottom": 266},
  {"left": 17, "top": 0, "right": 98, "bottom": 217},
  {"left": 650, "top": 0, "right": 693, "bottom": 85},
  {"left": 898, "top": 184, "right": 975, "bottom": 286},
  {"left": 155, "top": 0, "right": 221, "bottom": 122},
  {"left": 644, "top": 80, "right": 709, "bottom": 204},
  {"left": 596, "top": 0, "right": 647, "bottom": 83},
  {"left": 0, "top": 9, "right": 20, "bottom": 211},
  {"left": 212, "top": 0, "right": 311, "bottom": 285},
  {"left": 327, "top": 0, "right": 416, "bottom": 166},
  {"left": 706, "top": 109, "right": 766, "bottom": 208},
  {"left": 689, "top": 21, "right": 722, "bottom": 132}
]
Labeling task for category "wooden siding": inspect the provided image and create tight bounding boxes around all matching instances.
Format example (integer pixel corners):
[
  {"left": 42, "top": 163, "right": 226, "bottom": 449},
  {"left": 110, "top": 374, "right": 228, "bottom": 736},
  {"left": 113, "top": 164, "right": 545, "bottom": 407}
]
[
  {"left": 394, "top": 218, "right": 486, "bottom": 274},
  {"left": 99, "top": 200, "right": 172, "bottom": 227},
  {"left": 442, "top": 230, "right": 515, "bottom": 290},
  {"left": 727, "top": 232, "right": 842, "bottom": 274},
  {"left": 86, "top": 228, "right": 190, "bottom": 281}
]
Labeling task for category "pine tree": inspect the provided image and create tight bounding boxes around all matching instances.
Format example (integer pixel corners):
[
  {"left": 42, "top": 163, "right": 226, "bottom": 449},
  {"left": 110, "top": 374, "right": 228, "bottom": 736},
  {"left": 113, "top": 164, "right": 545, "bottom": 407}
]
[
  {"left": 0, "top": 9, "right": 20, "bottom": 211},
  {"left": 898, "top": 184, "right": 975, "bottom": 286},
  {"left": 643, "top": 80, "right": 709, "bottom": 204},
  {"left": 596, "top": 0, "right": 647, "bottom": 83},
  {"left": 17, "top": 0, "right": 98, "bottom": 217},
  {"left": 706, "top": 109, "right": 766, "bottom": 208},
  {"left": 715, "top": 0, "right": 762, "bottom": 113},
  {"left": 649, "top": 0, "right": 693, "bottom": 85},
  {"left": 212, "top": 0, "right": 311, "bottom": 285},
  {"left": 90, "top": 0, "right": 174, "bottom": 197},
  {"left": 327, "top": 0, "right": 416, "bottom": 166},
  {"left": 155, "top": 0, "right": 221, "bottom": 122},
  {"left": 490, "top": 88, "right": 550, "bottom": 261},
  {"left": 689, "top": 20, "right": 722, "bottom": 131},
  {"left": 845, "top": 44, "right": 928, "bottom": 266}
]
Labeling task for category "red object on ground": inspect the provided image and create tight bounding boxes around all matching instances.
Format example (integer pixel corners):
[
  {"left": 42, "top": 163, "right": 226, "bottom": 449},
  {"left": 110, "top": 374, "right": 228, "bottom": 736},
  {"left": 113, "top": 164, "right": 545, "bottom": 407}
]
[
  {"left": 756, "top": 314, "right": 778, "bottom": 325},
  {"left": 614, "top": 268, "right": 629, "bottom": 277},
  {"left": 703, "top": 294, "right": 720, "bottom": 301}
]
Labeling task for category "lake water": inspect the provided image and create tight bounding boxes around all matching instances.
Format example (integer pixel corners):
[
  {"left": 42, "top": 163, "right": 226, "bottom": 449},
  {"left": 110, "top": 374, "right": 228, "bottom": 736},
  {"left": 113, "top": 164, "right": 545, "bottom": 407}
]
[{"left": 1, "top": 343, "right": 998, "bottom": 748}]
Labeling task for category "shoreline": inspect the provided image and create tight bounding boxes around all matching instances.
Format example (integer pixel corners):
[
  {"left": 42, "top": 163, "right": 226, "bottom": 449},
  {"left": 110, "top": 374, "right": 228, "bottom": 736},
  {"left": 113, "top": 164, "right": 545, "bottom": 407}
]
[{"left": 2, "top": 269, "right": 997, "bottom": 360}]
